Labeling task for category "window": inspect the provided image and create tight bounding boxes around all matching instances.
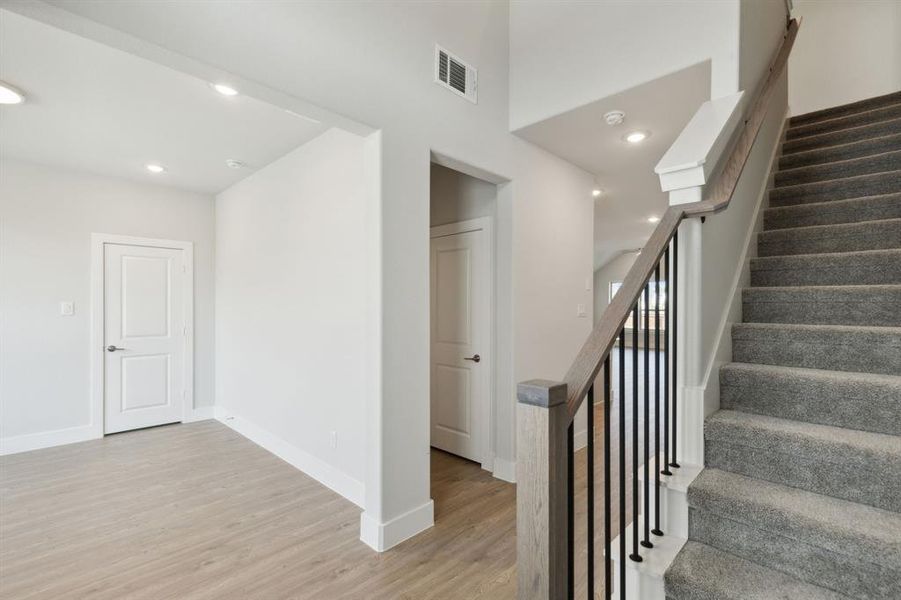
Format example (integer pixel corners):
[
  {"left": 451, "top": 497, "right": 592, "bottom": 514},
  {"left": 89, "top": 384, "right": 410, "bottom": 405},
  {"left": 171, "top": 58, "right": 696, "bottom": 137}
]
[{"left": 609, "top": 280, "right": 667, "bottom": 330}]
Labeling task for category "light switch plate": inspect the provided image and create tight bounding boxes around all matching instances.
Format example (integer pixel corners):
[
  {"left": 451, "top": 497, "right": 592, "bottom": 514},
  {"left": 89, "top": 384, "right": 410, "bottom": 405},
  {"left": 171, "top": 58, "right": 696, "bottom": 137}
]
[
  {"left": 576, "top": 303, "right": 587, "bottom": 318},
  {"left": 60, "top": 301, "right": 74, "bottom": 316}
]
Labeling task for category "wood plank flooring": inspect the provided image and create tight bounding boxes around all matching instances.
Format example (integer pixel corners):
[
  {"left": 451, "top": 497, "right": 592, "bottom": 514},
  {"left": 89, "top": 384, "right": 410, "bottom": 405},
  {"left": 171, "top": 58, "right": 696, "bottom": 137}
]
[{"left": 2, "top": 352, "right": 658, "bottom": 599}]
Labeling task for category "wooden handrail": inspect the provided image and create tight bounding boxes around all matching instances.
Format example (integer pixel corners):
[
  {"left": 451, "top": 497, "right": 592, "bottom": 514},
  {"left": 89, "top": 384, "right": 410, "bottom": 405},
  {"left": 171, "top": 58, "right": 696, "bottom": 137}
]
[{"left": 562, "top": 18, "right": 799, "bottom": 420}]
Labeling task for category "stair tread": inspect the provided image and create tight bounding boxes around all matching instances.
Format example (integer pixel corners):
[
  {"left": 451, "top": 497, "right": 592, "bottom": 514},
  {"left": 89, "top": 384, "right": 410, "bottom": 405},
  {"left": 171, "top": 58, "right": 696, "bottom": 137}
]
[
  {"left": 790, "top": 91, "right": 901, "bottom": 127},
  {"left": 752, "top": 247, "right": 901, "bottom": 263},
  {"left": 706, "top": 410, "right": 901, "bottom": 470},
  {"left": 721, "top": 360, "right": 901, "bottom": 385},
  {"left": 720, "top": 362, "right": 901, "bottom": 436},
  {"left": 775, "top": 148, "right": 901, "bottom": 187},
  {"left": 759, "top": 216, "right": 901, "bottom": 236},
  {"left": 763, "top": 191, "right": 901, "bottom": 230},
  {"left": 779, "top": 132, "right": 901, "bottom": 169},
  {"left": 768, "top": 169, "right": 901, "bottom": 207},
  {"left": 787, "top": 104, "right": 901, "bottom": 140},
  {"left": 666, "top": 541, "right": 849, "bottom": 600},
  {"left": 782, "top": 117, "right": 901, "bottom": 155},
  {"left": 733, "top": 320, "right": 901, "bottom": 337},
  {"left": 688, "top": 469, "right": 901, "bottom": 567}
]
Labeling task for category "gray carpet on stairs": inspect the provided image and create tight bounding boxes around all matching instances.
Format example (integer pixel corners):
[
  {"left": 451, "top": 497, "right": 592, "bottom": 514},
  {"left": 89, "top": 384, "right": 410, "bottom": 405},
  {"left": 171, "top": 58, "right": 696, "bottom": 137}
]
[
  {"left": 763, "top": 192, "right": 901, "bottom": 229},
  {"left": 781, "top": 116, "right": 901, "bottom": 154},
  {"left": 750, "top": 248, "right": 901, "bottom": 286},
  {"left": 665, "top": 92, "right": 901, "bottom": 600},
  {"left": 731, "top": 322, "right": 901, "bottom": 375},
  {"left": 778, "top": 133, "right": 901, "bottom": 170}
]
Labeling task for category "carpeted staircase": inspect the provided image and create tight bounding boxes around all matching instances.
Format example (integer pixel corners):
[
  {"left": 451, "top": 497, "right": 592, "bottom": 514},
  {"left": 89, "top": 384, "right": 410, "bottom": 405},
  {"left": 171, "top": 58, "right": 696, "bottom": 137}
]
[{"left": 665, "top": 91, "right": 901, "bottom": 599}]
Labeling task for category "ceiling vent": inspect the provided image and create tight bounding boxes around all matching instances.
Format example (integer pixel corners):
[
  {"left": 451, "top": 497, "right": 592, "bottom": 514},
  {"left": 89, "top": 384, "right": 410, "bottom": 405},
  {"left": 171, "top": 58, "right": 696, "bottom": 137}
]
[{"left": 435, "top": 45, "right": 477, "bottom": 104}]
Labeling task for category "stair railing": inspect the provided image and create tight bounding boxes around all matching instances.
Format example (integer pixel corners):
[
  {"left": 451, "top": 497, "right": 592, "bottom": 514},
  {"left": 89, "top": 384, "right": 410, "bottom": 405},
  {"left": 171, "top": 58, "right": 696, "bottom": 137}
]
[{"left": 516, "top": 18, "right": 799, "bottom": 600}]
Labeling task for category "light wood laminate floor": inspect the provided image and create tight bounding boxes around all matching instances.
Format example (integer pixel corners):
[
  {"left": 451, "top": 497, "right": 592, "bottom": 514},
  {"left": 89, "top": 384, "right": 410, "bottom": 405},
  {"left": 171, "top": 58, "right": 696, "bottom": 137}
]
[{"left": 2, "top": 352, "right": 658, "bottom": 599}]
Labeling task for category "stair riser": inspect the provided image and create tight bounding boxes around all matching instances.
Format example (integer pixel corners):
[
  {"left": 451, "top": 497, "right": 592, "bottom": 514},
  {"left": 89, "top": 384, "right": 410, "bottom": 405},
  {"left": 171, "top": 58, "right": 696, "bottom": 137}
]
[
  {"left": 743, "top": 288, "right": 901, "bottom": 327},
  {"left": 731, "top": 327, "right": 901, "bottom": 376},
  {"left": 720, "top": 368, "right": 901, "bottom": 435},
  {"left": 763, "top": 194, "right": 901, "bottom": 229},
  {"left": 775, "top": 150, "right": 901, "bottom": 187},
  {"left": 750, "top": 253, "right": 901, "bottom": 286},
  {"left": 787, "top": 104, "right": 901, "bottom": 141},
  {"left": 705, "top": 441, "right": 901, "bottom": 513},
  {"left": 789, "top": 93, "right": 901, "bottom": 127},
  {"left": 782, "top": 118, "right": 901, "bottom": 155},
  {"left": 758, "top": 221, "right": 901, "bottom": 256},
  {"left": 689, "top": 509, "right": 900, "bottom": 599},
  {"left": 769, "top": 171, "right": 901, "bottom": 207},
  {"left": 779, "top": 134, "right": 901, "bottom": 170}
]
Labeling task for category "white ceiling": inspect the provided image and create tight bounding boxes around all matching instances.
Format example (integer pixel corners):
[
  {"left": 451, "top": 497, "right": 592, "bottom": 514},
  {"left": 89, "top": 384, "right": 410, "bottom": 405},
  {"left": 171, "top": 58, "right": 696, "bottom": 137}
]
[
  {"left": 515, "top": 62, "right": 711, "bottom": 268},
  {"left": 0, "top": 10, "right": 328, "bottom": 194}
]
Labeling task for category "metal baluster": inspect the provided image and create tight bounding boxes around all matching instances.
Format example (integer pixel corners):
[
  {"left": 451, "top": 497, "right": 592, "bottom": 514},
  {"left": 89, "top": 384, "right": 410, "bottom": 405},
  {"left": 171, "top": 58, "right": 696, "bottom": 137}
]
[
  {"left": 641, "top": 283, "right": 653, "bottom": 550},
  {"left": 661, "top": 247, "right": 673, "bottom": 477},
  {"left": 587, "top": 385, "right": 595, "bottom": 600},
  {"left": 568, "top": 421, "right": 575, "bottom": 599},
  {"left": 629, "top": 304, "right": 642, "bottom": 563},
  {"left": 604, "top": 356, "right": 612, "bottom": 597},
  {"left": 652, "top": 264, "right": 664, "bottom": 537},
  {"left": 671, "top": 231, "right": 680, "bottom": 470},
  {"left": 618, "top": 329, "right": 627, "bottom": 599}
]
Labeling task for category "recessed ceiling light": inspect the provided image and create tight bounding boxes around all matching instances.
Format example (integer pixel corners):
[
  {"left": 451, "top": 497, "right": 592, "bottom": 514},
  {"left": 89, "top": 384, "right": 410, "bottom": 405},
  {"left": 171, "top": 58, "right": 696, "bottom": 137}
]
[
  {"left": 145, "top": 164, "right": 166, "bottom": 174},
  {"left": 211, "top": 83, "right": 239, "bottom": 97},
  {"left": 625, "top": 131, "right": 649, "bottom": 144},
  {"left": 0, "top": 81, "right": 25, "bottom": 104},
  {"left": 647, "top": 215, "right": 660, "bottom": 223},
  {"left": 225, "top": 159, "right": 246, "bottom": 169},
  {"left": 592, "top": 189, "right": 603, "bottom": 198}
]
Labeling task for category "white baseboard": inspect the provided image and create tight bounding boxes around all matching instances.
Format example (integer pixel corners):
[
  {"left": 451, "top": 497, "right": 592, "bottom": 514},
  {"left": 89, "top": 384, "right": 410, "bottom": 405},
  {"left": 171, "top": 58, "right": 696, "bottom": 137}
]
[
  {"left": 0, "top": 424, "right": 100, "bottom": 456},
  {"left": 492, "top": 456, "right": 516, "bottom": 483},
  {"left": 215, "top": 407, "right": 365, "bottom": 508},
  {"left": 360, "top": 500, "right": 435, "bottom": 552}
]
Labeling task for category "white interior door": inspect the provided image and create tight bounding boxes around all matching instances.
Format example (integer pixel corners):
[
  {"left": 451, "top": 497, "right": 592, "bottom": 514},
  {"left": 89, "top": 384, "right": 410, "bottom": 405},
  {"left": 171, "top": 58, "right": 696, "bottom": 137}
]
[
  {"left": 104, "top": 243, "right": 186, "bottom": 434},
  {"left": 430, "top": 222, "right": 490, "bottom": 463}
]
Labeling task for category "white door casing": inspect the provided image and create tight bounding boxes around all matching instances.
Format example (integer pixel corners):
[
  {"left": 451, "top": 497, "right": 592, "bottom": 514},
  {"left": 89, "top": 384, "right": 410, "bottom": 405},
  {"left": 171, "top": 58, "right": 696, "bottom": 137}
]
[
  {"left": 430, "top": 219, "right": 491, "bottom": 464},
  {"left": 92, "top": 235, "right": 193, "bottom": 434}
]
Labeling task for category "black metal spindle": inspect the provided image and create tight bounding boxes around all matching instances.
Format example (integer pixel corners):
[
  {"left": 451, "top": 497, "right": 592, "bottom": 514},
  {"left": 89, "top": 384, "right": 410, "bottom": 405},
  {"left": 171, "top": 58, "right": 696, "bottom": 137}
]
[
  {"left": 618, "top": 329, "right": 626, "bottom": 599},
  {"left": 641, "top": 283, "right": 653, "bottom": 550},
  {"left": 567, "top": 422, "right": 574, "bottom": 599},
  {"left": 661, "top": 247, "right": 673, "bottom": 477},
  {"left": 652, "top": 264, "right": 664, "bottom": 537},
  {"left": 671, "top": 231, "right": 680, "bottom": 470},
  {"left": 603, "top": 356, "right": 612, "bottom": 597},
  {"left": 629, "top": 304, "right": 642, "bottom": 563},
  {"left": 587, "top": 385, "right": 595, "bottom": 600}
]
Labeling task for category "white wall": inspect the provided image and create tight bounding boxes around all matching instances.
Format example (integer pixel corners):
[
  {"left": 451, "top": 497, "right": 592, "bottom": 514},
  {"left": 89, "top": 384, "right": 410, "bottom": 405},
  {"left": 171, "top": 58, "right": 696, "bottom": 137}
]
[
  {"left": 36, "top": 0, "right": 596, "bottom": 550},
  {"left": 430, "top": 163, "right": 496, "bottom": 227},
  {"left": 215, "top": 128, "right": 373, "bottom": 504},
  {"left": 0, "top": 159, "right": 215, "bottom": 449},
  {"left": 509, "top": 0, "right": 741, "bottom": 130},
  {"left": 789, "top": 0, "right": 901, "bottom": 115},
  {"left": 740, "top": 0, "right": 790, "bottom": 99}
]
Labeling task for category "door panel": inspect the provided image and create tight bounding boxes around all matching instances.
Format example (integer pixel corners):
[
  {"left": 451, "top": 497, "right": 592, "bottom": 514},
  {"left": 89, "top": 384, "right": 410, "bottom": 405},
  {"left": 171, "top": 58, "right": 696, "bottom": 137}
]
[
  {"left": 430, "top": 226, "right": 489, "bottom": 463},
  {"left": 104, "top": 244, "right": 185, "bottom": 433}
]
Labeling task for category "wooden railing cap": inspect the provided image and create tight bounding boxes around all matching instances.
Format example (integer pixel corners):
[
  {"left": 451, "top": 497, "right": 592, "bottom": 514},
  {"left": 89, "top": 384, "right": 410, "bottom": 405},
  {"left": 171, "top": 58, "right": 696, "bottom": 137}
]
[{"left": 517, "top": 380, "right": 568, "bottom": 408}]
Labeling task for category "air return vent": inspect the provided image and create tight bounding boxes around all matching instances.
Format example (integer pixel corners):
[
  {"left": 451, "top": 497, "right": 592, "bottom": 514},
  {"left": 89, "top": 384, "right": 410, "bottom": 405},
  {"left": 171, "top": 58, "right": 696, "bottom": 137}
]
[{"left": 435, "top": 45, "right": 477, "bottom": 103}]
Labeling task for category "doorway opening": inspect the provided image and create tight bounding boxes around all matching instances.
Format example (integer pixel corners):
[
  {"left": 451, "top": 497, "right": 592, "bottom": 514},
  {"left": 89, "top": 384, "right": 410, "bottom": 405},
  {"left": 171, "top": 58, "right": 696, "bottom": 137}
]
[{"left": 429, "top": 162, "right": 497, "bottom": 478}]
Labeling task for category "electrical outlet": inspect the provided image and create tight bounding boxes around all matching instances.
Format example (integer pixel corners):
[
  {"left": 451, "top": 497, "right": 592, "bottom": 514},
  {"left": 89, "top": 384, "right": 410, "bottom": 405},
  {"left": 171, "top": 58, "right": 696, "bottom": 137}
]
[
  {"left": 60, "top": 301, "right": 74, "bottom": 316},
  {"left": 330, "top": 431, "right": 338, "bottom": 449}
]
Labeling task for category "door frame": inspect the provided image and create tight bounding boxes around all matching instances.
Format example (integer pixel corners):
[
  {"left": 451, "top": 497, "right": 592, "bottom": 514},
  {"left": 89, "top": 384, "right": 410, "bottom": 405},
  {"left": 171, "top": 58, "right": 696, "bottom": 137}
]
[
  {"left": 429, "top": 216, "right": 495, "bottom": 472},
  {"left": 90, "top": 233, "right": 194, "bottom": 437}
]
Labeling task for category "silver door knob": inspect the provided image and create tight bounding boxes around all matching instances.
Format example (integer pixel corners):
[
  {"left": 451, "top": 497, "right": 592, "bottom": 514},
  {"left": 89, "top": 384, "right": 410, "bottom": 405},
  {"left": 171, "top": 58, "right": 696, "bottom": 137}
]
[
  {"left": 106, "top": 345, "right": 126, "bottom": 352},
  {"left": 464, "top": 354, "right": 481, "bottom": 363}
]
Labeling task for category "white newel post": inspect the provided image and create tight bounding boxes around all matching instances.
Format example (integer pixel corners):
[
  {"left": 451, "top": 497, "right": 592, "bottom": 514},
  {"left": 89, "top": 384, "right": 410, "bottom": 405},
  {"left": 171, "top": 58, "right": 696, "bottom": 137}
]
[{"left": 654, "top": 91, "right": 745, "bottom": 467}]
